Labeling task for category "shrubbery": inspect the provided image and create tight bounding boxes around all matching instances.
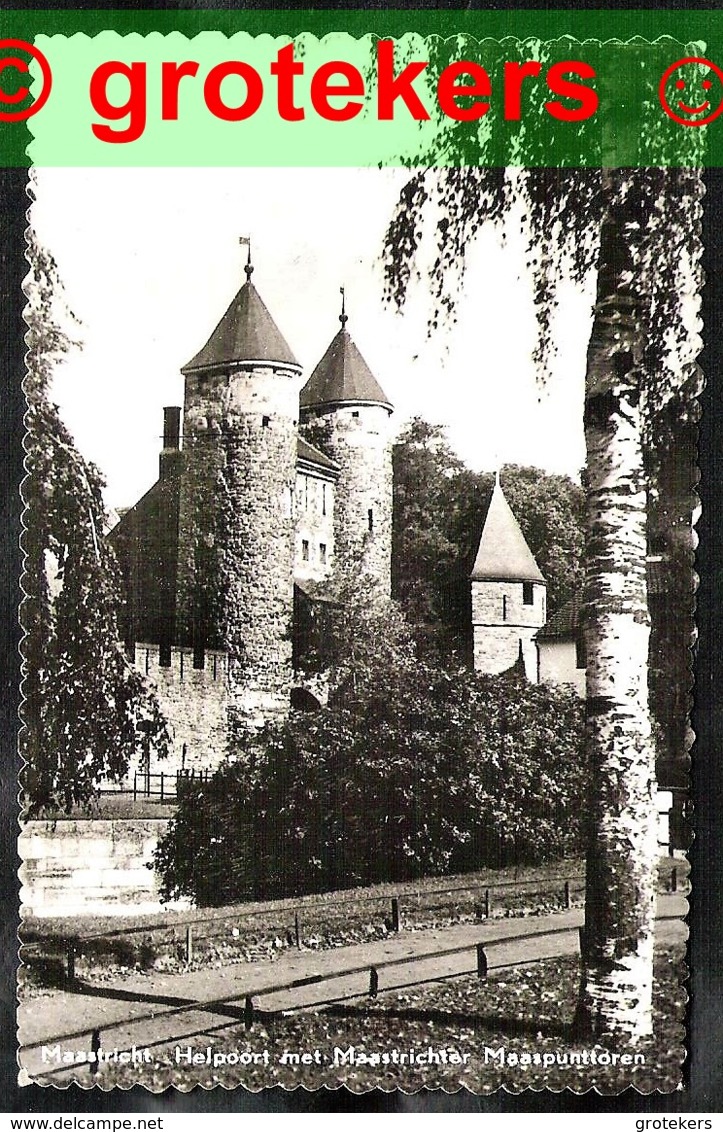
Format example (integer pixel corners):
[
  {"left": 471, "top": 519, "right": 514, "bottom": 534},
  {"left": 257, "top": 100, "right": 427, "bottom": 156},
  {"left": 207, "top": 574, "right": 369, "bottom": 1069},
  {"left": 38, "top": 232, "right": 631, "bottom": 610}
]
[{"left": 155, "top": 595, "right": 586, "bottom": 905}]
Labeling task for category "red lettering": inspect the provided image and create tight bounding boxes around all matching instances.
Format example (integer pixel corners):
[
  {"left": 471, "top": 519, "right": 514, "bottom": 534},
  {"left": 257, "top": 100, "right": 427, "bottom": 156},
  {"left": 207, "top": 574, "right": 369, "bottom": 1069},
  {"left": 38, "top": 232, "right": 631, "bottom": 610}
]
[
  {"left": 0, "top": 57, "right": 29, "bottom": 105},
  {"left": 504, "top": 61, "right": 542, "bottom": 121},
  {"left": 545, "top": 60, "right": 598, "bottom": 121},
  {"left": 310, "top": 61, "right": 364, "bottom": 121},
  {"left": 161, "top": 60, "right": 199, "bottom": 120},
  {"left": 204, "top": 61, "right": 263, "bottom": 121},
  {"left": 270, "top": 43, "right": 304, "bottom": 122},
  {"left": 377, "top": 40, "right": 429, "bottom": 121},
  {"left": 437, "top": 61, "right": 491, "bottom": 121},
  {"left": 90, "top": 61, "right": 146, "bottom": 144}
]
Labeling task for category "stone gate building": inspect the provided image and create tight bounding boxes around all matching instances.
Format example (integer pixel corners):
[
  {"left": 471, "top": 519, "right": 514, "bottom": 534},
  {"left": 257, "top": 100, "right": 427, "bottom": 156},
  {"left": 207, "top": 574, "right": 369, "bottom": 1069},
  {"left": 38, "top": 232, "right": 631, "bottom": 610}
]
[{"left": 110, "top": 254, "right": 394, "bottom": 772}]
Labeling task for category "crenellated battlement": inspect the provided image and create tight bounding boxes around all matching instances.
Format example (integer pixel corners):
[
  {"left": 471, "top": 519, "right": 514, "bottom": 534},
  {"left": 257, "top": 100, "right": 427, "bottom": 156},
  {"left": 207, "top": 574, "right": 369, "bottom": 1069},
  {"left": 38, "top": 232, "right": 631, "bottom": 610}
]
[
  {"left": 133, "top": 642, "right": 229, "bottom": 684},
  {"left": 133, "top": 643, "right": 229, "bottom": 776}
]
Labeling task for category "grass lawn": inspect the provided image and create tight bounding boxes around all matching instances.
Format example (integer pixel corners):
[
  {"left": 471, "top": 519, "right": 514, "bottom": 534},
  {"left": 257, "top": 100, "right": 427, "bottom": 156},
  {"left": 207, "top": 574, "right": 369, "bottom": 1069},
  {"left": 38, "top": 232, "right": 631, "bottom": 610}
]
[
  {"left": 93, "top": 946, "right": 686, "bottom": 1095},
  {"left": 21, "top": 857, "right": 686, "bottom": 988}
]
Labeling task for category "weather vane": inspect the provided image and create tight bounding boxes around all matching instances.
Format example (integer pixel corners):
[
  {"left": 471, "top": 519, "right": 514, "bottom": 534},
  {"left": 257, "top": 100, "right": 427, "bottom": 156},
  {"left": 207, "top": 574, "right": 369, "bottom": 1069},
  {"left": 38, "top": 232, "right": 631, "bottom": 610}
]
[{"left": 239, "top": 235, "right": 253, "bottom": 279}]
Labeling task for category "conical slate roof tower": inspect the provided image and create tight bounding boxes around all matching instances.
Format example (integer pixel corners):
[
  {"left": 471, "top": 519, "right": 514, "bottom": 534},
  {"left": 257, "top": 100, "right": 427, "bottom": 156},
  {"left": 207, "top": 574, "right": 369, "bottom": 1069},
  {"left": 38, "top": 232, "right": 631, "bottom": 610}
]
[
  {"left": 299, "top": 294, "right": 394, "bottom": 594},
  {"left": 177, "top": 254, "right": 301, "bottom": 729},
  {"left": 471, "top": 476, "right": 545, "bottom": 583},
  {"left": 182, "top": 278, "right": 298, "bottom": 374},
  {"left": 300, "top": 326, "right": 393, "bottom": 411},
  {"left": 470, "top": 475, "right": 547, "bottom": 681}
]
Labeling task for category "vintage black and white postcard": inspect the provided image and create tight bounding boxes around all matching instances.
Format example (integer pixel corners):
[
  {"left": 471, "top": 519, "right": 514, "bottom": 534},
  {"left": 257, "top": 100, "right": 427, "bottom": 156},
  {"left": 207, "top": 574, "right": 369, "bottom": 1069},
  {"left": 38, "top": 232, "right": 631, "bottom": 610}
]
[{"left": 6, "top": 14, "right": 718, "bottom": 1109}]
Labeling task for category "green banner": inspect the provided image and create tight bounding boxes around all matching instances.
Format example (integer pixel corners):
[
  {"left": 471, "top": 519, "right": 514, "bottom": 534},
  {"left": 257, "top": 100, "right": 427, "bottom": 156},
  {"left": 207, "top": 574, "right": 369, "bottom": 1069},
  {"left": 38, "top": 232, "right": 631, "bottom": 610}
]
[{"left": 0, "top": 11, "right": 721, "bottom": 166}]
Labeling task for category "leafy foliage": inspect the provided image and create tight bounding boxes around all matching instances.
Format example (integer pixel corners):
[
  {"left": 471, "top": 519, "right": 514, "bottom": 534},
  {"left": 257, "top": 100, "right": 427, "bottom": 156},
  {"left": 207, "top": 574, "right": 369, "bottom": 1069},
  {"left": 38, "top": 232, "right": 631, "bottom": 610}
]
[
  {"left": 155, "top": 597, "right": 586, "bottom": 905},
  {"left": 382, "top": 39, "right": 702, "bottom": 1039},
  {"left": 21, "top": 232, "right": 170, "bottom": 814},
  {"left": 392, "top": 418, "right": 584, "bottom": 655}
]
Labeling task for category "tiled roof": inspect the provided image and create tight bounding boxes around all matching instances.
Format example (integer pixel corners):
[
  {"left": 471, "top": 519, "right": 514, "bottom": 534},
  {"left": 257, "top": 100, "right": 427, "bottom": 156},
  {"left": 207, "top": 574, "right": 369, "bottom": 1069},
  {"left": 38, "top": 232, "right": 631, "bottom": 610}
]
[
  {"left": 537, "top": 595, "right": 583, "bottom": 640},
  {"left": 538, "top": 559, "right": 670, "bottom": 641},
  {"left": 182, "top": 280, "right": 299, "bottom": 373},
  {"left": 470, "top": 480, "right": 545, "bottom": 584},
  {"left": 296, "top": 436, "right": 339, "bottom": 474},
  {"left": 300, "top": 328, "right": 392, "bottom": 411}
]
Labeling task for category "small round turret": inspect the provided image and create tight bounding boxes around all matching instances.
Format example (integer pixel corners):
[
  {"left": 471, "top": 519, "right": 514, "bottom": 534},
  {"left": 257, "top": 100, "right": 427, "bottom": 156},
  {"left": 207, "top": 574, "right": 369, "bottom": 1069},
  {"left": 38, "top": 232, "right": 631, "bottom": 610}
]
[{"left": 470, "top": 474, "right": 547, "bottom": 681}]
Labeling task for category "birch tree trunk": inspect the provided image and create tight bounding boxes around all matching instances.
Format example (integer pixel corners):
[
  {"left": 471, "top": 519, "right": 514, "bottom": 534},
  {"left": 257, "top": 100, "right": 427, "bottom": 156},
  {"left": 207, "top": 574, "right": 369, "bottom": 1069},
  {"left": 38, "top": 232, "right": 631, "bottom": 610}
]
[{"left": 573, "top": 173, "right": 658, "bottom": 1040}]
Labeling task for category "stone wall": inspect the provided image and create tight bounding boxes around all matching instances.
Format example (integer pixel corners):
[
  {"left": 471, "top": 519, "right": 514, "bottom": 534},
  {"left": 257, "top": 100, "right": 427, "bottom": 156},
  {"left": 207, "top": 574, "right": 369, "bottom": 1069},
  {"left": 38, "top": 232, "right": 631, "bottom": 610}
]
[
  {"left": 301, "top": 404, "right": 393, "bottom": 594},
  {"left": 135, "top": 643, "right": 340, "bottom": 775},
  {"left": 176, "top": 362, "right": 299, "bottom": 729},
  {"left": 472, "top": 580, "right": 546, "bottom": 681},
  {"left": 473, "top": 624, "right": 540, "bottom": 681},
  {"left": 294, "top": 469, "right": 335, "bottom": 583},
  {"left": 19, "top": 819, "right": 187, "bottom": 917},
  {"left": 135, "top": 643, "right": 228, "bottom": 775},
  {"left": 223, "top": 364, "right": 298, "bottom": 729}
]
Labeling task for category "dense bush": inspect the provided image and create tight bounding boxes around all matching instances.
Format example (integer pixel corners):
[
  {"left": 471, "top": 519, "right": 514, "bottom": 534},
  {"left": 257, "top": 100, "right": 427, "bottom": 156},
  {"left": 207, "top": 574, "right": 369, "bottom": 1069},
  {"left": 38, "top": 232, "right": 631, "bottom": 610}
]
[
  {"left": 155, "top": 655, "right": 586, "bottom": 905},
  {"left": 392, "top": 419, "right": 585, "bottom": 654}
]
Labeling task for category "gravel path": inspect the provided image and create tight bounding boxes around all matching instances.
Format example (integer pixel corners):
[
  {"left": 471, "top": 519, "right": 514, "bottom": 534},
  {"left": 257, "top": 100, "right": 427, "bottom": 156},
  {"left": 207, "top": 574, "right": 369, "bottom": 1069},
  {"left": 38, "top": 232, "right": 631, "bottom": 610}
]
[{"left": 18, "top": 892, "right": 687, "bottom": 1084}]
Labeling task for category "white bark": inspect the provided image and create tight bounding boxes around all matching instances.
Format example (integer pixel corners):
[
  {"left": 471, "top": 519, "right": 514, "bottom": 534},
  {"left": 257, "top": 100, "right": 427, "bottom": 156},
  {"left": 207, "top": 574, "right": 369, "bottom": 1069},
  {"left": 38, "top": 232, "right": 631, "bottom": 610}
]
[{"left": 578, "top": 382, "right": 657, "bottom": 1039}]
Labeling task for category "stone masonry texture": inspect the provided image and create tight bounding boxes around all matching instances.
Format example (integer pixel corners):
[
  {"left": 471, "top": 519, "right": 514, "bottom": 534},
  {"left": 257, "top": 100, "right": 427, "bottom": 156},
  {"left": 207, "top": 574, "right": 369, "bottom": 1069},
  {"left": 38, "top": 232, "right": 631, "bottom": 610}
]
[
  {"left": 176, "top": 370, "right": 227, "bottom": 649},
  {"left": 472, "top": 579, "right": 546, "bottom": 681},
  {"left": 294, "top": 469, "right": 336, "bottom": 583},
  {"left": 134, "top": 643, "right": 228, "bottom": 775},
  {"left": 300, "top": 404, "right": 393, "bottom": 595},
  {"left": 222, "top": 364, "right": 298, "bottom": 729},
  {"left": 19, "top": 819, "right": 180, "bottom": 917}
]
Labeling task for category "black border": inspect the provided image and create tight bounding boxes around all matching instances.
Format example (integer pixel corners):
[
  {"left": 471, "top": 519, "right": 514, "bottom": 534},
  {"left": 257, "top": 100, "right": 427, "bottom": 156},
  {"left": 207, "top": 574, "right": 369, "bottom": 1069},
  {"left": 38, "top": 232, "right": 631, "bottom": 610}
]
[{"left": 2, "top": 3, "right": 722, "bottom": 1114}]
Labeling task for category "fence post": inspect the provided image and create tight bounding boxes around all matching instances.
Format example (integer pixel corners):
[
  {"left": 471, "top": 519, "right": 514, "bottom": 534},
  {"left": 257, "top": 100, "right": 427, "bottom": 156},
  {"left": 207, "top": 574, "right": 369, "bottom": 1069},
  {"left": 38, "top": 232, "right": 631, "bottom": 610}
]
[
  {"left": 484, "top": 888, "right": 490, "bottom": 918},
  {"left": 476, "top": 943, "right": 488, "bottom": 981},
  {"left": 670, "top": 866, "right": 678, "bottom": 893},
  {"left": 133, "top": 773, "right": 137, "bottom": 803},
  {"left": 90, "top": 1028, "right": 101, "bottom": 1076},
  {"left": 66, "top": 942, "right": 76, "bottom": 982},
  {"left": 391, "top": 897, "right": 400, "bottom": 933},
  {"left": 244, "top": 995, "right": 254, "bottom": 1029},
  {"left": 160, "top": 772, "right": 164, "bottom": 803},
  {"left": 294, "top": 912, "right": 301, "bottom": 950},
  {"left": 564, "top": 881, "right": 571, "bottom": 909},
  {"left": 369, "top": 966, "right": 379, "bottom": 998},
  {"left": 185, "top": 925, "right": 193, "bottom": 964}
]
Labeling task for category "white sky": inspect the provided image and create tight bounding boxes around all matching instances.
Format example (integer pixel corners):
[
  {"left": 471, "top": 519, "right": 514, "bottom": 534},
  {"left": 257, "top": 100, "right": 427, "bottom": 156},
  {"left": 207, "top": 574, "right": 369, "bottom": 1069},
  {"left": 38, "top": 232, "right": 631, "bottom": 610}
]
[{"left": 30, "top": 167, "right": 592, "bottom": 511}]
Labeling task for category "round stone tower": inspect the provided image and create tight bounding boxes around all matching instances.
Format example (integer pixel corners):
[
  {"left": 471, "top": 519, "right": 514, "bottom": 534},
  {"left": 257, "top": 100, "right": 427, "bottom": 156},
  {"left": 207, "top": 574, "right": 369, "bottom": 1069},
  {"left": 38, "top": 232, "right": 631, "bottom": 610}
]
[
  {"left": 299, "top": 299, "right": 394, "bottom": 595},
  {"left": 178, "top": 254, "right": 301, "bottom": 730},
  {"left": 470, "top": 474, "right": 547, "bottom": 682}
]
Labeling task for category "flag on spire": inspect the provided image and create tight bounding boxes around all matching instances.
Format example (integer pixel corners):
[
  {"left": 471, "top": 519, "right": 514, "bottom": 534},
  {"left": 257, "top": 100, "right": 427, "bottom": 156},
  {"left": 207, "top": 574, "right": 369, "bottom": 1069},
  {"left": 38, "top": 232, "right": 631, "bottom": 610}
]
[{"left": 239, "top": 236, "right": 253, "bottom": 279}]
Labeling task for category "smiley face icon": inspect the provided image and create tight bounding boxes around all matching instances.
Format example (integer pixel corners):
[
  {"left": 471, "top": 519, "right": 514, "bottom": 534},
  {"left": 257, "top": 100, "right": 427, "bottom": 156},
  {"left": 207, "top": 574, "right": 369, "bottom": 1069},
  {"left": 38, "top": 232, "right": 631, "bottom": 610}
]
[{"left": 659, "top": 56, "right": 723, "bottom": 126}]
